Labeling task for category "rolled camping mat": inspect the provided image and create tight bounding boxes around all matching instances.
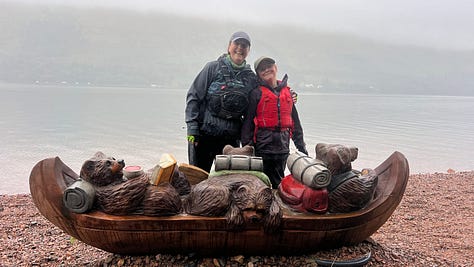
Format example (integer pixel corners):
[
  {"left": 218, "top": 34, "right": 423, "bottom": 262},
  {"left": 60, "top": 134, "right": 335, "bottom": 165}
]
[
  {"left": 214, "top": 155, "right": 263, "bottom": 172},
  {"left": 287, "top": 151, "right": 331, "bottom": 189},
  {"left": 63, "top": 179, "right": 96, "bottom": 213},
  {"left": 300, "top": 162, "right": 331, "bottom": 188}
]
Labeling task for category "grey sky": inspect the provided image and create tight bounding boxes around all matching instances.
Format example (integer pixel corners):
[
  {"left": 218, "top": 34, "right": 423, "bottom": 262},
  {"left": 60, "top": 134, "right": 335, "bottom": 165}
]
[{"left": 5, "top": 0, "right": 474, "bottom": 50}]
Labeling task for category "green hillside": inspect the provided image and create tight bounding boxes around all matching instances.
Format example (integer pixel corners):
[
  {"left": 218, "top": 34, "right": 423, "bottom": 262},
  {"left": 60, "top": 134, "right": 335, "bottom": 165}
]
[{"left": 1, "top": 3, "right": 473, "bottom": 95}]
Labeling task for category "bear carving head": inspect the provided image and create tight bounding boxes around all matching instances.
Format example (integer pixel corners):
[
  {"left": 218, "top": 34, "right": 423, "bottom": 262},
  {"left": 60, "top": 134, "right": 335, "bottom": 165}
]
[
  {"left": 80, "top": 151, "right": 125, "bottom": 186},
  {"left": 228, "top": 179, "right": 281, "bottom": 233},
  {"left": 230, "top": 182, "right": 272, "bottom": 222},
  {"left": 315, "top": 143, "right": 358, "bottom": 176},
  {"left": 222, "top": 144, "right": 255, "bottom": 156}
]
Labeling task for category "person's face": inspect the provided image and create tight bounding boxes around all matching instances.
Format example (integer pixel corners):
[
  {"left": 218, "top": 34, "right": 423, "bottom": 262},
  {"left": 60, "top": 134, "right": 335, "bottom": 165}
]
[
  {"left": 228, "top": 39, "right": 250, "bottom": 65},
  {"left": 257, "top": 63, "right": 278, "bottom": 85}
]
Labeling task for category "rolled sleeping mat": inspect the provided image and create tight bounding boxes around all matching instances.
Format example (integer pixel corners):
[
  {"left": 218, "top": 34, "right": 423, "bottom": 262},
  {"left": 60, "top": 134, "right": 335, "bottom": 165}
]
[
  {"left": 287, "top": 151, "right": 331, "bottom": 189},
  {"left": 63, "top": 179, "right": 96, "bottom": 213},
  {"left": 214, "top": 155, "right": 263, "bottom": 172}
]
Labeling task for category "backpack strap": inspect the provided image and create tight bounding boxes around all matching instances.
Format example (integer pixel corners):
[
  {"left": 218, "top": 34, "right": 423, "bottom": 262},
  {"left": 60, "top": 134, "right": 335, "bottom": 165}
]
[{"left": 220, "top": 61, "right": 234, "bottom": 87}]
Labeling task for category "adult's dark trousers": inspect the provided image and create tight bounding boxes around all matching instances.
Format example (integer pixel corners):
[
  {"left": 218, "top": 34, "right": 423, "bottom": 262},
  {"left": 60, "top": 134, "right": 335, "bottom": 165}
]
[
  {"left": 257, "top": 153, "right": 289, "bottom": 189},
  {"left": 193, "top": 135, "right": 239, "bottom": 172}
]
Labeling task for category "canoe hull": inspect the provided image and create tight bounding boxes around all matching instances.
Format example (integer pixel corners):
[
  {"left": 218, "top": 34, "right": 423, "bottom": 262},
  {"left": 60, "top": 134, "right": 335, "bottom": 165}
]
[{"left": 30, "top": 151, "right": 409, "bottom": 255}]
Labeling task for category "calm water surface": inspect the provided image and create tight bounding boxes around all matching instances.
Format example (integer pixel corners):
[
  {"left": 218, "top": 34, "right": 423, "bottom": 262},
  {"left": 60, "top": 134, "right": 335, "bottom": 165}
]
[{"left": 1, "top": 84, "right": 473, "bottom": 194}]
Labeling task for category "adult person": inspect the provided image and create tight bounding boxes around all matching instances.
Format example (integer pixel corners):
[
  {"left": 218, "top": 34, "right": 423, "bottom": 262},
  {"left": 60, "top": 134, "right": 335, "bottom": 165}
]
[
  {"left": 241, "top": 56, "right": 308, "bottom": 188},
  {"left": 185, "top": 31, "right": 257, "bottom": 172}
]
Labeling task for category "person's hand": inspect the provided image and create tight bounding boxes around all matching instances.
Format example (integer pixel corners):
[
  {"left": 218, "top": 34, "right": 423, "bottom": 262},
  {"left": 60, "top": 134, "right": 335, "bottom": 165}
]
[
  {"left": 187, "top": 135, "right": 199, "bottom": 145},
  {"left": 290, "top": 89, "right": 298, "bottom": 104}
]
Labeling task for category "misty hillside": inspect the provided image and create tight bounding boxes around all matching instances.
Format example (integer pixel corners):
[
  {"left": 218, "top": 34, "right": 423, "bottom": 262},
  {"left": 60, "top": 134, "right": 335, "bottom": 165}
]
[{"left": 1, "top": 3, "right": 473, "bottom": 95}]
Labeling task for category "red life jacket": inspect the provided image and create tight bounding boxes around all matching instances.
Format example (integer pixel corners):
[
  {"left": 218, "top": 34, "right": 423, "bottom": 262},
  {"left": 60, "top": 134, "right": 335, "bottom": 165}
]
[{"left": 254, "top": 85, "right": 294, "bottom": 130}]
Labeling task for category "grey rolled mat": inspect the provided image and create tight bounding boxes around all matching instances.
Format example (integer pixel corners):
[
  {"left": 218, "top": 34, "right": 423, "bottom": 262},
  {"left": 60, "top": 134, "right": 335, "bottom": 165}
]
[
  {"left": 214, "top": 155, "right": 263, "bottom": 172},
  {"left": 63, "top": 179, "right": 96, "bottom": 213},
  {"left": 287, "top": 151, "right": 331, "bottom": 189}
]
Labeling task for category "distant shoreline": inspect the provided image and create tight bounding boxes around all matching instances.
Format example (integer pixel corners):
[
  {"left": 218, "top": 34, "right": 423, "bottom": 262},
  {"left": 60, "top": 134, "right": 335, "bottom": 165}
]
[{"left": 2, "top": 82, "right": 474, "bottom": 97}]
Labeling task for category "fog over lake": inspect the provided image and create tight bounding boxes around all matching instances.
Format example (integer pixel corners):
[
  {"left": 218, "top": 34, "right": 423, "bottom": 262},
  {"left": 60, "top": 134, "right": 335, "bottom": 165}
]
[
  {"left": 1, "top": 1, "right": 473, "bottom": 194},
  {"left": 1, "top": 1, "right": 473, "bottom": 95}
]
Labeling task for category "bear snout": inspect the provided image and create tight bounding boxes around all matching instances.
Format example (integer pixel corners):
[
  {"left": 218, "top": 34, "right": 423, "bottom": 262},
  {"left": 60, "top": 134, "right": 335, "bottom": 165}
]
[
  {"left": 243, "top": 210, "right": 263, "bottom": 224},
  {"left": 117, "top": 159, "right": 125, "bottom": 167},
  {"left": 250, "top": 215, "right": 261, "bottom": 223},
  {"left": 110, "top": 160, "right": 125, "bottom": 173}
]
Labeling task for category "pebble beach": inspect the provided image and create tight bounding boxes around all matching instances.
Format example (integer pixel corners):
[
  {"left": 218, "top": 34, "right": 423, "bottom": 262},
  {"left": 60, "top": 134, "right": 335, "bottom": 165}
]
[{"left": 1, "top": 171, "right": 473, "bottom": 266}]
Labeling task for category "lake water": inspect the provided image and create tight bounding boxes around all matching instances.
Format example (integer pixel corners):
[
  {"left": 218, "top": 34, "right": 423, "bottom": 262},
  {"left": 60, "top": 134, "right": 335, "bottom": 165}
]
[{"left": 1, "top": 84, "right": 473, "bottom": 194}]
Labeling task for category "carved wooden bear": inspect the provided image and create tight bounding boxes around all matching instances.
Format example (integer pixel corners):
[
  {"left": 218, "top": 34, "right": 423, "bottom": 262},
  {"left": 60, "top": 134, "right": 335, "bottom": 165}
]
[
  {"left": 315, "top": 143, "right": 358, "bottom": 176},
  {"left": 315, "top": 143, "right": 378, "bottom": 213},
  {"left": 184, "top": 175, "right": 281, "bottom": 233},
  {"left": 183, "top": 145, "right": 282, "bottom": 233},
  {"left": 222, "top": 144, "right": 255, "bottom": 156},
  {"left": 79, "top": 152, "right": 182, "bottom": 216},
  {"left": 80, "top": 151, "right": 125, "bottom": 186}
]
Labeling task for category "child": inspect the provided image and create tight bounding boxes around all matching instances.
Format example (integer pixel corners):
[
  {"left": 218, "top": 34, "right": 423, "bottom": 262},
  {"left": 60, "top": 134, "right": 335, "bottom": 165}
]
[{"left": 241, "top": 56, "right": 308, "bottom": 188}]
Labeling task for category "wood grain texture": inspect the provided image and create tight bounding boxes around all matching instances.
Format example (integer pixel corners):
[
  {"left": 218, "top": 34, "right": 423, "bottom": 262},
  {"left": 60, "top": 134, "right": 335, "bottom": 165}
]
[{"left": 29, "top": 152, "right": 409, "bottom": 255}]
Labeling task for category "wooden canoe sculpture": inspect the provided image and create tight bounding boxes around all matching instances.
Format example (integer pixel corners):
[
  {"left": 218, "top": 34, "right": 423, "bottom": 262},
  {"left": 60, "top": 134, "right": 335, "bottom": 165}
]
[{"left": 29, "top": 151, "right": 409, "bottom": 256}]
